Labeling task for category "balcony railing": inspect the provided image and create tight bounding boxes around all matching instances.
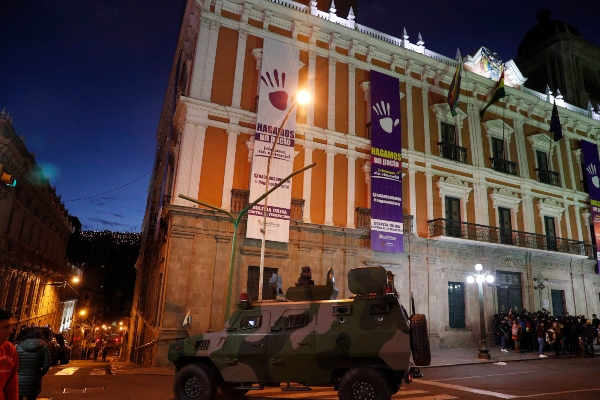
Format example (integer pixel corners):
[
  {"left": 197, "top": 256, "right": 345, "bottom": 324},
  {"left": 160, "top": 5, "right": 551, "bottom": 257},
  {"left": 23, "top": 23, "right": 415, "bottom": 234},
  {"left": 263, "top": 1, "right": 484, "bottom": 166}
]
[
  {"left": 438, "top": 142, "right": 468, "bottom": 164},
  {"left": 0, "top": 233, "right": 69, "bottom": 278},
  {"left": 428, "top": 218, "right": 594, "bottom": 258},
  {"left": 355, "top": 207, "right": 413, "bottom": 234},
  {"left": 230, "top": 189, "right": 304, "bottom": 222},
  {"left": 535, "top": 168, "right": 561, "bottom": 186},
  {"left": 490, "top": 158, "right": 517, "bottom": 176}
]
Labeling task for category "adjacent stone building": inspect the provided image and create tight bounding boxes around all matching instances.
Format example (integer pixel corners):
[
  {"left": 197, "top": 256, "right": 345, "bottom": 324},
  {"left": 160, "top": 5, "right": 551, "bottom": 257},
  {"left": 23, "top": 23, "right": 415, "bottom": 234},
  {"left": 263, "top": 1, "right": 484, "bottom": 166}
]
[
  {"left": 0, "top": 110, "right": 77, "bottom": 332},
  {"left": 131, "top": 0, "right": 600, "bottom": 366}
]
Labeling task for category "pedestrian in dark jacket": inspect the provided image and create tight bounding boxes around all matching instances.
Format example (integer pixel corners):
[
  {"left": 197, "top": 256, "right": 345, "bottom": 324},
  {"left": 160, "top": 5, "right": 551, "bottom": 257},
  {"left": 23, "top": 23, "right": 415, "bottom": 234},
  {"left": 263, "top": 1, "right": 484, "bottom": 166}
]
[{"left": 16, "top": 328, "right": 50, "bottom": 400}]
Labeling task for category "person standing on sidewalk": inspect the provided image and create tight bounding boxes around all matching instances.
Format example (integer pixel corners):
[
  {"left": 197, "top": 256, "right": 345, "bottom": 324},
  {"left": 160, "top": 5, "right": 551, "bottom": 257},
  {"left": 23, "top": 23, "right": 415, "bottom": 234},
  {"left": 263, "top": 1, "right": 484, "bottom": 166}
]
[
  {"left": 583, "top": 320, "right": 596, "bottom": 357},
  {"left": 0, "top": 310, "right": 18, "bottom": 400},
  {"left": 551, "top": 321, "right": 561, "bottom": 356},
  {"left": 16, "top": 328, "right": 50, "bottom": 400},
  {"left": 498, "top": 315, "right": 510, "bottom": 352},
  {"left": 536, "top": 321, "right": 547, "bottom": 357},
  {"left": 511, "top": 318, "right": 523, "bottom": 353}
]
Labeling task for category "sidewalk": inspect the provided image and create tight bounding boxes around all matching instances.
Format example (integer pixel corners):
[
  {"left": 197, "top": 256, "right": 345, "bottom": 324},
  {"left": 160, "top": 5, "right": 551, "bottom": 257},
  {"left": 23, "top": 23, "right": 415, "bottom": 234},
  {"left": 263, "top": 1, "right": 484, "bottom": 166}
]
[{"left": 109, "top": 344, "right": 600, "bottom": 375}]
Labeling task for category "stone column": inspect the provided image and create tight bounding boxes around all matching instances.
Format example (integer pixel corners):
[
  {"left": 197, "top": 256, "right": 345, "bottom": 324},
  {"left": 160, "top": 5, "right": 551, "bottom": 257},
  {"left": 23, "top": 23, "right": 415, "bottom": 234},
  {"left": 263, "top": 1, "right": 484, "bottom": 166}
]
[
  {"left": 513, "top": 119, "right": 529, "bottom": 179},
  {"left": 231, "top": 29, "right": 249, "bottom": 108},
  {"left": 221, "top": 126, "right": 240, "bottom": 210},
  {"left": 302, "top": 141, "right": 314, "bottom": 223},
  {"left": 362, "top": 161, "right": 371, "bottom": 208},
  {"left": 324, "top": 144, "right": 336, "bottom": 226},
  {"left": 405, "top": 82, "right": 414, "bottom": 150},
  {"left": 189, "top": 17, "right": 211, "bottom": 99},
  {"left": 408, "top": 163, "right": 417, "bottom": 233},
  {"left": 421, "top": 83, "right": 431, "bottom": 154},
  {"left": 200, "top": 21, "right": 222, "bottom": 101},
  {"left": 173, "top": 122, "right": 207, "bottom": 205},
  {"left": 426, "top": 168, "right": 434, "bottom": 221},
  {"left": 346, "top": 147, "right": 357, "bottom": 228}
]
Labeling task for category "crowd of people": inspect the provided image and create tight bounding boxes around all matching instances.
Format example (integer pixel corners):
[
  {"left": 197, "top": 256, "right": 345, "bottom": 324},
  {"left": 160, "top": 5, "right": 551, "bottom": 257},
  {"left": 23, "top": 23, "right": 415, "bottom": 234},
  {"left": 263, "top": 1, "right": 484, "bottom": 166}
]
[
  {"left": 492, "top": 309, "right": 600, "bottom": 358},
  {"left": 73, "top": 345, "right": 113, "bottom": 362}
]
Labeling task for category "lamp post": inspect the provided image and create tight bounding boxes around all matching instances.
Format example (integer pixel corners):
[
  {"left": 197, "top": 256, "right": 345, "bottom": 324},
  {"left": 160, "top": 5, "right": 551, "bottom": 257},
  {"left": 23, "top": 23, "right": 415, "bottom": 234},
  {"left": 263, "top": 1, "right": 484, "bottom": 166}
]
[
  {"left": 533, "top": 274, "right": 547, "bottom": 311},
  {"left": 257, "top": 90, "right": 310, "bottom": 301},
  {"left": 466, "top": 263, "right": 495, "bottom": 360}
]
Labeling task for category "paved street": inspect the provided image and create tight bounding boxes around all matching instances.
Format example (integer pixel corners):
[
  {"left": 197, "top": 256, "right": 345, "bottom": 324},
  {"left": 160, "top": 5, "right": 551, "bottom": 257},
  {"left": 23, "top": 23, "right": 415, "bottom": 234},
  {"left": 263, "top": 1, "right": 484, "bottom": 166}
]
[{"left": 37, "top": 352, "right": 600, "bottom": 400}]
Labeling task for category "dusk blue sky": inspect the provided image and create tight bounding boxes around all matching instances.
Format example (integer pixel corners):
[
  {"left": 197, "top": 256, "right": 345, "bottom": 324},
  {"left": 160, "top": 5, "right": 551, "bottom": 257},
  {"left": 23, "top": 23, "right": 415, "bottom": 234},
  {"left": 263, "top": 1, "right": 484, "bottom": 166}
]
[{"left": 1, "top": 0, "right": 597, "bottom": 232}]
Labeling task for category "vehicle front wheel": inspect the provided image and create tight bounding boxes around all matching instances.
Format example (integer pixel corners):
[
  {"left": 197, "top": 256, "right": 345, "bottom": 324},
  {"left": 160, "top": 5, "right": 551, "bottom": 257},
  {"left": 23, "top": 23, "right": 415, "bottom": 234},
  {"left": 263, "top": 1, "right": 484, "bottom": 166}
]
[
  {"left": 219, "top": 383, "right": 249, "bottom": 397},
  {"left": 338, "top": 367, "right": 391, "bottom": 400},
  {"left": 173, "top": 364, "right": 217, "bottom": 400}
]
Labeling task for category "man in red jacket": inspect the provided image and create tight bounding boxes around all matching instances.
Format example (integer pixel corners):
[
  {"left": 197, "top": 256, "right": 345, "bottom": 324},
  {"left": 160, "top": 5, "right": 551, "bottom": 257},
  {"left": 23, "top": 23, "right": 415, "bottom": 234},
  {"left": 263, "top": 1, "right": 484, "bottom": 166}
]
[{"left": 0, "top": 309, "right": 18, "bottom": 400}]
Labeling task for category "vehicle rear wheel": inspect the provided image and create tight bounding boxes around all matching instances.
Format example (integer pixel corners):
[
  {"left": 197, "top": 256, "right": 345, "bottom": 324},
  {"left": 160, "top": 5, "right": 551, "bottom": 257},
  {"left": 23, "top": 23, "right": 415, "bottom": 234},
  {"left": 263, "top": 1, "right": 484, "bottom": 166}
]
[
  {"left": 173, "top": 364, "right": 217, "bottom": 400},
  {"left": 219, "top": 383, "right": 249, "bottom": 397},
  {"left": 338, "top": 367, "right": 391, "bottom": 400},
  {"left": 410, "top": 314, "right": 431, "bottom": 366},
  {"left": 61, "top": 358, "right": 70, "bottom": 365}
]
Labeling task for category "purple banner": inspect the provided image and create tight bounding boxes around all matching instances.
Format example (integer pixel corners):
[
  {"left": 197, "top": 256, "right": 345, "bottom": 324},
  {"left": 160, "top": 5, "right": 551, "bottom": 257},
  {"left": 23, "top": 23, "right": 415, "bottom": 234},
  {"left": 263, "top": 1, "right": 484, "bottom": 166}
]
[
  {"left": 582, "top": 139, "right": 600, "bottom": 273},
  {"left": 370, "top": 70, "right": 403, "bottom": 253}
]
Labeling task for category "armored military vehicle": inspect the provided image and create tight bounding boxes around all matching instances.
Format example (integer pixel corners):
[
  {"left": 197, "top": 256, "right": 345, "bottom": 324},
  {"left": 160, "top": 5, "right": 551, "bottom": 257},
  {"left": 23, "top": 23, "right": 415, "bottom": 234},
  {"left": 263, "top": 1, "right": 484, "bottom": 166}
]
[{"left": 169, "top": 266, "right": 430, "bottom": 400}]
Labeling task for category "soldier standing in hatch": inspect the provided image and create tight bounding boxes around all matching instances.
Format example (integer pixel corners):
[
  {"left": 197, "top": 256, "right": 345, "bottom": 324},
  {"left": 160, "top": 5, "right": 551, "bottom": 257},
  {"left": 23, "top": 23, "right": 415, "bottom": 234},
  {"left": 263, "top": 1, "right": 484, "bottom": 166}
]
[{"left": 297, "top": 266, "right": 314, "bottom": 286}]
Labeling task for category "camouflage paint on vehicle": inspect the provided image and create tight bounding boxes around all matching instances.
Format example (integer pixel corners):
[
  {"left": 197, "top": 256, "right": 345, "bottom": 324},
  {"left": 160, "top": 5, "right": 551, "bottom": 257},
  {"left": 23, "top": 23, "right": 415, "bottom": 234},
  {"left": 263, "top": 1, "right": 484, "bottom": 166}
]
[{"left": 169, "top": 266, "right": 415, "bottom": 394}]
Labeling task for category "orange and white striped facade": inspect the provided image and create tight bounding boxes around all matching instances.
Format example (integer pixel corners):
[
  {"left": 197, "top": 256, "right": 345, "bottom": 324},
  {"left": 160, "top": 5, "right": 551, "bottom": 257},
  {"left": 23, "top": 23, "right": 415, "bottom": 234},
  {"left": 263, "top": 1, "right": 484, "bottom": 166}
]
[{"left": 132, "top": 0, "right": 600, "bottom": 366}]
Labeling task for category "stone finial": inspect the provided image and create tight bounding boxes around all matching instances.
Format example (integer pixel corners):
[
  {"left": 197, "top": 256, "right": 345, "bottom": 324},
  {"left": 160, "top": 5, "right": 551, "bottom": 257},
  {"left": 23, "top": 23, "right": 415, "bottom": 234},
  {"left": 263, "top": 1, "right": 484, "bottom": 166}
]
[
  {"left": 545, "top": 85, "right": 553, "bottom": 96},
  {"left": 417, "top": 33, "right": 424, "bottom": 46},
  {"left": 402, "top": 27, "right": 409, "bottom": 40},
  {"left": 347, "top": 6, "right": 355, "bottom": 21},
  {"left": 588, "top": 101, "right": 593, "bottom": 111},
  {"left": 556, "top": 88, "right": 563, "bottom": 100},
  {"left": 330, "top": 0, "right": 336, "bottom": 14}
]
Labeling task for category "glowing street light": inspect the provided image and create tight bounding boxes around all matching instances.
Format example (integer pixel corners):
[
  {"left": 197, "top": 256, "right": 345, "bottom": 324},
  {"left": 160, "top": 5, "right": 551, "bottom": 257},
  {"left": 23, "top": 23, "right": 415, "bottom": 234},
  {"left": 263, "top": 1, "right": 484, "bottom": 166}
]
[
  {"left": 258, "top": 90, "right": 311, "bottom": 301},
  {"left": 467, "top": 263, "right": 494, "bottom": 360}
]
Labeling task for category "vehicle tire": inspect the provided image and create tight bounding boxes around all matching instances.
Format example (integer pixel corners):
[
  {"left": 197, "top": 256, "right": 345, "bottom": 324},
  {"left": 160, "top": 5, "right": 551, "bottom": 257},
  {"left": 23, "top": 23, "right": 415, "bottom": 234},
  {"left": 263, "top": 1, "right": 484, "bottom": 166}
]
[
  {"left": 338, "top": 367, "right": 391, "bottom": 400},
  {"left": 410, "top": 314, "right": 431, "bottom": 366},
  {"left": 219, "top": 384, "right": 249, "bottom": 397},
  {"left": 173, "top": 364, "right": 217, "bottom": 400},
  {"left": 61, "top": 358, "right": 70, "bottom": 365}
]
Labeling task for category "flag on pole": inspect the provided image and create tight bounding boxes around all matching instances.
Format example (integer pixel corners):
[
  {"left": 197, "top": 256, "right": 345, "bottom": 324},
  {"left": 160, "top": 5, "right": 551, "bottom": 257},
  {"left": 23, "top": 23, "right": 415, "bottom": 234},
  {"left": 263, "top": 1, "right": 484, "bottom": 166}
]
[
  {"left": 447, "top": 49, "right": 462, "bottom": 117},
  {"left": 479, "top": 71, "right": 506, "bottom": 119},
  {"left": 549, "top": 101, "right": 563, "bottom": 141}
]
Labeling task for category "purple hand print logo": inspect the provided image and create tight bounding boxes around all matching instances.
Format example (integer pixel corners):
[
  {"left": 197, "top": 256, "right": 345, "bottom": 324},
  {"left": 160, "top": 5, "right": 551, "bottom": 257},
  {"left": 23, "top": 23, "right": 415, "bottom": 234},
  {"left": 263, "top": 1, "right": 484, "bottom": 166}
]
[{"left": 261, "top": 69, "right": 289, "bottom": 111}]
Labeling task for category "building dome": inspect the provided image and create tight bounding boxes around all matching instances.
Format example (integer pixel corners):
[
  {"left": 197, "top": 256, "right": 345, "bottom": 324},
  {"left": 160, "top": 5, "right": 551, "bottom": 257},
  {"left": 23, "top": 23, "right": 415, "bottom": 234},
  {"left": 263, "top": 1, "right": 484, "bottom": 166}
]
[{"left": 517, "top": 10, "right": 582, "bottom": 57}]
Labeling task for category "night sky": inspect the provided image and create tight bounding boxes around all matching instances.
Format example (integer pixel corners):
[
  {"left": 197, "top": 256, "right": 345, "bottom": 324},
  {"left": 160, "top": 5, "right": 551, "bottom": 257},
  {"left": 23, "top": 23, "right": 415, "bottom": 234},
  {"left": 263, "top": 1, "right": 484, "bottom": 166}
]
[{"left": 1, "top": 0, "right": 598, "bottom": 232}]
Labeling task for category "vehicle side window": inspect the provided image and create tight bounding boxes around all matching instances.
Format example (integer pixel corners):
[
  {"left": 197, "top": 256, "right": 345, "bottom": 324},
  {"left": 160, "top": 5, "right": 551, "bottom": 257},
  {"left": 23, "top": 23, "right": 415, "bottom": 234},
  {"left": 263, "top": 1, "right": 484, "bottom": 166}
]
[
  {"left": 284, "top": 313, "right": 308, "bottom": 329},
  {"left": 239, "top": 316, "right": 261, "bottom": 330}
]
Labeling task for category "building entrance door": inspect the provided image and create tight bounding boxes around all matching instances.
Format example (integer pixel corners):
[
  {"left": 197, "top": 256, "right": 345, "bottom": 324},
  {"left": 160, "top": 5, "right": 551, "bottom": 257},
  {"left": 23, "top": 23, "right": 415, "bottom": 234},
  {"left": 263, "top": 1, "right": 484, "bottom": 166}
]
[{"left": 496, "top": 270, "right": 523, "bottom": 314}]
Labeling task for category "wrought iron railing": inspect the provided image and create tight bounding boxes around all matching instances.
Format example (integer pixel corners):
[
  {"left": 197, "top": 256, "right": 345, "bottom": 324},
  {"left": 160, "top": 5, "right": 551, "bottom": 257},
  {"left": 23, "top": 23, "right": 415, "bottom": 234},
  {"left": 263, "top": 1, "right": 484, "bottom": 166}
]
[
  {"left": 355, "top": 208, "right": 413, "bottom": 234},
  {"left": 438, "top": 142, "right": 468, "bottom": 164},
  {"left": 0, "top": 233, "right": 69, "bottom": 277},
  {"left": 230, "top": 189, "right": 304, "bottom": 222},
  {"left": 490, "top": 158, "right": 517, "bottom": 176},
  {"left": 428, "top": 218, "right": 594, "bottom": 258},
  {"left": 535, "top": 168, "right": 560, "bottom": 186}
]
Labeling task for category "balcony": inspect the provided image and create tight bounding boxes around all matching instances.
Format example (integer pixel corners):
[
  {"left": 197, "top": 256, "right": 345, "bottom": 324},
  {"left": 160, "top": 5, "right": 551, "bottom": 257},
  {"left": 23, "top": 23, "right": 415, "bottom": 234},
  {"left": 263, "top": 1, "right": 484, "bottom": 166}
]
[
  {"left": 490, "top": 158, "right": 517, "bottom": 176},
  {"left": 428, "top": 218, "right": 593, "bottom": 258},
  {"left": 230, "top": 189, "right": 304, "bottom": 222},
  {"left": 438, "top": 142, "right": 468, "bottom": 164},
  {"left": 535, "top": 168, "right": 560, "bottom": 186},
  {"left": 355, "top": 207, "right": 413, "bottom": 234}
]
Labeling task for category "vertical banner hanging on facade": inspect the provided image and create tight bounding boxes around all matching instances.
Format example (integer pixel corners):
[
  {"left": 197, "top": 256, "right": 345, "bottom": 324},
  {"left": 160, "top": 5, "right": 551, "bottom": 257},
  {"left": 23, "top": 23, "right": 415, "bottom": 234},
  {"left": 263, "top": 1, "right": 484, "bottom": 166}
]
[
  {"left": 582, "top": 139, "right": 600, "bottom": 273},
  {"left": 370, "top": 70, "right": 403, "bottom": 253},
  {"left": 246, "top": 38, "right": 299, "bottom": 243}
]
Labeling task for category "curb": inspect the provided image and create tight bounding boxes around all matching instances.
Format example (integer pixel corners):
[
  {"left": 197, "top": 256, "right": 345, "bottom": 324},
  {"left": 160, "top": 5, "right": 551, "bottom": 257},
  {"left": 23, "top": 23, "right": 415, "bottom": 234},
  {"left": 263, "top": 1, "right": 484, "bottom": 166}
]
[{"left": 423, "top": 352, "right": 591, "bottom": 368}]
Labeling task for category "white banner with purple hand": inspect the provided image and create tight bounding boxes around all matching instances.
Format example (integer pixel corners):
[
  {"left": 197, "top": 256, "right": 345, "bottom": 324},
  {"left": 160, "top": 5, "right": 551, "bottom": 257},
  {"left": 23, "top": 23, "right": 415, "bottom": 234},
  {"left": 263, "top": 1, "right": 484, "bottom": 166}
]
[{"left": 246, "top": 38, "right": 299, "bottom": 243}]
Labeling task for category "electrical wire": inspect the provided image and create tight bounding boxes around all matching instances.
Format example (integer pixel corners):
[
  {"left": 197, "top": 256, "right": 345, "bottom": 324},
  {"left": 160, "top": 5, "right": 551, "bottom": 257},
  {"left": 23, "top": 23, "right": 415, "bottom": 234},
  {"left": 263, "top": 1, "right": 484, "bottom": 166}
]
[{"left": 63, "top": 171, "right": 151, "bottom": 202}]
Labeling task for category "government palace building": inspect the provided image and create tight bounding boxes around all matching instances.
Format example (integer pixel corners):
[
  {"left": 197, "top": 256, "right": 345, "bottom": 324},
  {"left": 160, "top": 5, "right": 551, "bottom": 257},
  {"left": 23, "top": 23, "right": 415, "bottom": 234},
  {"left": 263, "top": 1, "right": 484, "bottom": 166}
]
[{"left": 130, "top": 0, "right": 600, "bottom": 366}]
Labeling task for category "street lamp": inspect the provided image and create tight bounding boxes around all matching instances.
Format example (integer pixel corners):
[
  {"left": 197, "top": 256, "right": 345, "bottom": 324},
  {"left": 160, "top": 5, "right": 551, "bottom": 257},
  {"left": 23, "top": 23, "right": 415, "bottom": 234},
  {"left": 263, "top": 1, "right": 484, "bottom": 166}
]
[
  {"left": 466, "top": 263, "right": 495, "bottom": 360},
  {"left": 533, "top": 274, "right": 547, "bottom": 311},
  {"left": 257, "top": 90, "right": 310, "bottom": 301}
]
